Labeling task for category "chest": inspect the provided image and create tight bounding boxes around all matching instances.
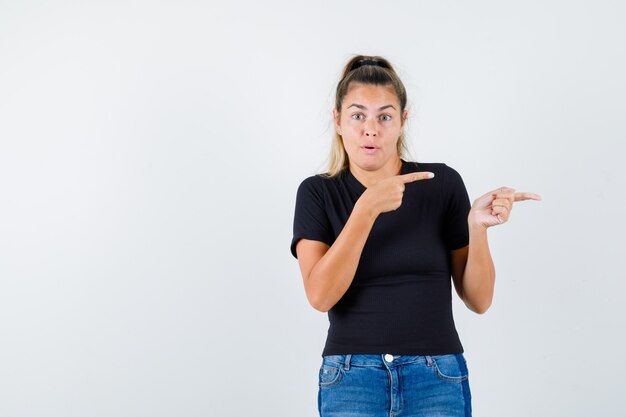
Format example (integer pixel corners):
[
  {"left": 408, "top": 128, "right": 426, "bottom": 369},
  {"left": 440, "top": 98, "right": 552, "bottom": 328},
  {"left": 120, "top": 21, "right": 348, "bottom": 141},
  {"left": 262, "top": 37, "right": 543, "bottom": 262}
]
[{"left": 324, "top": 184, "right": 450, "bottom": 280}]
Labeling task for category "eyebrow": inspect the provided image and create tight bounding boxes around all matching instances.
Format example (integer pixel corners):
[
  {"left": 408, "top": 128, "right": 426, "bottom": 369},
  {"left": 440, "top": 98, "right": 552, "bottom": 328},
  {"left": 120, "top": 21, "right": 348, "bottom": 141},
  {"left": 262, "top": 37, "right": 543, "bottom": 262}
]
[{"left": 347, "top": 103, "right": 397, "bottom": 111}]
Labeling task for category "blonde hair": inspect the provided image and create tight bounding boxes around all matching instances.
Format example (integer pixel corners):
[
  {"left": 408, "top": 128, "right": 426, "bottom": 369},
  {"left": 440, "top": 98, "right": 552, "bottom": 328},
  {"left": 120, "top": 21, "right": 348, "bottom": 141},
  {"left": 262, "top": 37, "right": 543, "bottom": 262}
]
[{"left": 320, "top": 55, "right": 414, "bottom": 178}]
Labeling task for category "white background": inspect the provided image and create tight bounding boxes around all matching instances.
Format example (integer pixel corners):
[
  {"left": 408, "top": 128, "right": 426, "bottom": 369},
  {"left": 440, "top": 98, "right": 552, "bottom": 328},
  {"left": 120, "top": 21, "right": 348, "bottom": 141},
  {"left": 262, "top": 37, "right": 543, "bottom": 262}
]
[{"left": 1, "top": 1, "right": 625, "bottom": 416}]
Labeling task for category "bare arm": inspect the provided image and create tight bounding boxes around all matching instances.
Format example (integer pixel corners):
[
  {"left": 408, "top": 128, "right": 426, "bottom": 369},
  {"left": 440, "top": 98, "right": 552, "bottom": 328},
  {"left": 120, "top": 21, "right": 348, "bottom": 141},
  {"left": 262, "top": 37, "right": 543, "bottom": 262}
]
[
  {"left": 296, "top": 200, "right": 377, "bottom": 312},
  {"left": 451, "top": 186, "right": 541, "bottom": 314},
  {"left": 450, "top": 226, "right": 496, "bottom": 314}
]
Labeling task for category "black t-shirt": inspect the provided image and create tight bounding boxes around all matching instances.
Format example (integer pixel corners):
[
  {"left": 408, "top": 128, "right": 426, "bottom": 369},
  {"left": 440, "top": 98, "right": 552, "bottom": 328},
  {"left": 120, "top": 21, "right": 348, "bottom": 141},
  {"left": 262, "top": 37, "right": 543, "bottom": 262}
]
[{"left": 290, "top": 158, "right": 471, "bottom": 356}]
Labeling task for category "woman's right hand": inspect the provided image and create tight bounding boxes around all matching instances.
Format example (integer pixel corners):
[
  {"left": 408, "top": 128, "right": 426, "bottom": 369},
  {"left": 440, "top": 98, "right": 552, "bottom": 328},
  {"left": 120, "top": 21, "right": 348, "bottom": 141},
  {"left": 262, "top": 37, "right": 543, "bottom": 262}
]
[{"left": 357, "top": 171, "right": 435, "bottom": 217}]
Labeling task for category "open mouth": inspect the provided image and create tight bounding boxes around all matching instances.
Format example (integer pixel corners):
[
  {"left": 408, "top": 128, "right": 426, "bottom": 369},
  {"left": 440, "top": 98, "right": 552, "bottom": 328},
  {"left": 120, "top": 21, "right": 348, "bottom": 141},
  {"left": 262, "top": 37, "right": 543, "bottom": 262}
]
[{"left": 362, "top": 146, "right": 379, "bottom": 154}]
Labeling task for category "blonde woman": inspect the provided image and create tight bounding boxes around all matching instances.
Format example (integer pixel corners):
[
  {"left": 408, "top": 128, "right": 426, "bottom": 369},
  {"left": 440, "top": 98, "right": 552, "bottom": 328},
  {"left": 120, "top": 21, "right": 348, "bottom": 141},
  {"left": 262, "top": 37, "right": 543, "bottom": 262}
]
[{"left": 290, "top": 55, "right": 541, "bottom": 417}]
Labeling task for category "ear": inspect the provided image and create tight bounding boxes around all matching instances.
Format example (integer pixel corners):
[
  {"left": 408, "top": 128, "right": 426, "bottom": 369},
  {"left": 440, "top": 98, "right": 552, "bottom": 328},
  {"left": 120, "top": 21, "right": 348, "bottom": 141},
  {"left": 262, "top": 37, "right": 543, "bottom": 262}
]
[
  {"left": 400, "top": 109, "right": 408, "bottom": 129},
  {"left": 332, "top": 108, "right": 341, "bottom": 134}
]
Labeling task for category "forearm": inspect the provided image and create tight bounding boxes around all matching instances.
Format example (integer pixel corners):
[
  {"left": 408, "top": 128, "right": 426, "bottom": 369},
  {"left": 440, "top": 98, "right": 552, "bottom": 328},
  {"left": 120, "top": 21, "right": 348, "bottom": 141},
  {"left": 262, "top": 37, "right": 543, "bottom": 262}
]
[
  {"left": 462, "top": 225, "right": 496, "bottom": 314},
  {"left": 308, "top": 201, "right": 377, "bottom": 312}
]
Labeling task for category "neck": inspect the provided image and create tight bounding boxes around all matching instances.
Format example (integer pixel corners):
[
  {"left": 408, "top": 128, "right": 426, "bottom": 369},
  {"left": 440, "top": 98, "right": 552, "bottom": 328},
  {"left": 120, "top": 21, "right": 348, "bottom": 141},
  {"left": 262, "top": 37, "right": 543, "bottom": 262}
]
[{"left": 349, "top": 156, "right": 402, "bottom": 188}]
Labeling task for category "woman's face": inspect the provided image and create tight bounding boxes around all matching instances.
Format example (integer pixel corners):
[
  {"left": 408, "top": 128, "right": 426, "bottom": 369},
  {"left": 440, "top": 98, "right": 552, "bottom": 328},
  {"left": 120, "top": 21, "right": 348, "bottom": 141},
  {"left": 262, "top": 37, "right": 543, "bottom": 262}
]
[{"left": 333, "top": 83, "right": 407, "bottom": 171}]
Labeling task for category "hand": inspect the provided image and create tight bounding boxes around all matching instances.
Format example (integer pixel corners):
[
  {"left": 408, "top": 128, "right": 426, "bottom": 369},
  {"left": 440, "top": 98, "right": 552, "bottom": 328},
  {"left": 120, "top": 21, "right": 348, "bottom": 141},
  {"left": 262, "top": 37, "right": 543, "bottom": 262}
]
[
  {"left": 358, "top": 171, "right": 435, "bottom": 217},
  {"left": 469, "top": 186, "right": 542, "bottom": 230}
]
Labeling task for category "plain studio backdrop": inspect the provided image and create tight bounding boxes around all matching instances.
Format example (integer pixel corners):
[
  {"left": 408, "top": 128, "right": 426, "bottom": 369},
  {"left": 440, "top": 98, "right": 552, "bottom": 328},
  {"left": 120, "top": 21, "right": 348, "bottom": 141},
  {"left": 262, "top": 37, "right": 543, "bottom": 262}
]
[{"left": 1, "top": 1, "right": 624, "bottom": 416}]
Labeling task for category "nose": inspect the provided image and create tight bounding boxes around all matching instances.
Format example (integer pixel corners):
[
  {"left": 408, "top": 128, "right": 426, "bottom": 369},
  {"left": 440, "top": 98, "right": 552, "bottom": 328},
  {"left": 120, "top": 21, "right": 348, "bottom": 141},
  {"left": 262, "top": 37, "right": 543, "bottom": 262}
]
[{"left": 364, "top": 119, "right": 378, "bottom": 137}]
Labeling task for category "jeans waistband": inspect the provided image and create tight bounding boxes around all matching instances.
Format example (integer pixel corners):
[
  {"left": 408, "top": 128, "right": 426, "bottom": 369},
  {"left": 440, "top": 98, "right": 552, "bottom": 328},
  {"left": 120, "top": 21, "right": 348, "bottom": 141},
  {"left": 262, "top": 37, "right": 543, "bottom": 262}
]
[{"left": 322, "top": 354, "right": 453, "bottom": 370}]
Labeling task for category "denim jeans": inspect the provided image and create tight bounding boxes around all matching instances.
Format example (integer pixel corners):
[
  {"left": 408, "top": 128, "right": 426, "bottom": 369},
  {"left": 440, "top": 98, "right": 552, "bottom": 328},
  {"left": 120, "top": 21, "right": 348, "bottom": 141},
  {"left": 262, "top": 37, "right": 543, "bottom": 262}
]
[{"left": 318, "top": 353, "right": 472, "bottom": 417}]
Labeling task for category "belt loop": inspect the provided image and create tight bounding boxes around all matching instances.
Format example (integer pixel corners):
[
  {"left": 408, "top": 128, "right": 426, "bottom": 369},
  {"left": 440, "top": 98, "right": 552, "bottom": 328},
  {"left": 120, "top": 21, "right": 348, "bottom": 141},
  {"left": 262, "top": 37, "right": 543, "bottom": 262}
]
[
  {"left": 343, "top": 354, "right": 351, "bottom": 371},
  {"left": 425, "top": 355, "right": 433, "bottom": 367}
]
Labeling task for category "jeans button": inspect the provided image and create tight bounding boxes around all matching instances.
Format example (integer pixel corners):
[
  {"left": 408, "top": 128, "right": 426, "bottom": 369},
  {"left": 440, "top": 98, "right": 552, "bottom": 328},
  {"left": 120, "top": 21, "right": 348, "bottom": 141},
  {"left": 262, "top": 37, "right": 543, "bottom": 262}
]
[{"left": 384, "top": 354, "right": 394, "bottom": 362}]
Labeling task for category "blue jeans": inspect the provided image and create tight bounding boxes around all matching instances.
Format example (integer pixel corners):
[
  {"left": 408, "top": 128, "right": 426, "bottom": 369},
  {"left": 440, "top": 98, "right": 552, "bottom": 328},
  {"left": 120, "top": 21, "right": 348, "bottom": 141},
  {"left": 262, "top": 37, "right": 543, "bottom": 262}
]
[{"left": 318, "top": 353, "right": 472, "bottom": 417}]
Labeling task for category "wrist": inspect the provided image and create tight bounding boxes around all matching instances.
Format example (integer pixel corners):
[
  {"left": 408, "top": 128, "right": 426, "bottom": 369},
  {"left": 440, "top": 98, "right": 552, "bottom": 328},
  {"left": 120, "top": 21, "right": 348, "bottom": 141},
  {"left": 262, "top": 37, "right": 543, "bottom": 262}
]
[
  {"left": 469, "top": 222, "right": 488, "bottom": 234},
  {"left": 354, "top": 199, "right": 378, "bottom": 222},
  {"left": 467, "top": 211, "right": 487, "bottom": 233}
]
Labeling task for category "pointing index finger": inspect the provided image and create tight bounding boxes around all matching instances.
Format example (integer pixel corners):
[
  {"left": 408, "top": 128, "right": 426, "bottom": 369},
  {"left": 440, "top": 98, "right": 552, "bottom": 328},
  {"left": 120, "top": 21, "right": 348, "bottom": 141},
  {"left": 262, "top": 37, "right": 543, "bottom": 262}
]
[
  {"left": 399, "top": 172, "right": 435, "bottom": 183},
  {"left": 514, "top": 192, "right": 542, "bottom": 201}
]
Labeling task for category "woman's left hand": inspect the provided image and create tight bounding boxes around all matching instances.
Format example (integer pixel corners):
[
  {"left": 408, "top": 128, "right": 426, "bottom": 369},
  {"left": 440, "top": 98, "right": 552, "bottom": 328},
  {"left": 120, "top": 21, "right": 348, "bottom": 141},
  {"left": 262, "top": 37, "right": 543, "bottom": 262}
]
[{"left": 468, "top": 186, "right": 542, "bottom": 230}]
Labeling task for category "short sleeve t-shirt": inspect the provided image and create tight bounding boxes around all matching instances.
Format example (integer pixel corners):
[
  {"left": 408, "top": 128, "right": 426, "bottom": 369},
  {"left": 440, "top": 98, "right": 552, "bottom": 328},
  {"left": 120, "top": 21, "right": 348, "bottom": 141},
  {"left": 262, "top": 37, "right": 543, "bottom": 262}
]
[{"left": 290, "top": 159, "right": 471, "bottom": 357}]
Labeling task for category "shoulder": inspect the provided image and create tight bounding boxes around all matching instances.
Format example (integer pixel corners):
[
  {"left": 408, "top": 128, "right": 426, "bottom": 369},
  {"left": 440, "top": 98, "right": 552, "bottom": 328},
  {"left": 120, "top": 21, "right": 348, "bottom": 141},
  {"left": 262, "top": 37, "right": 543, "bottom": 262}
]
[
  {"left": 295, "top": 173, "right": 337, "bottom": 199},
  {"left": 297, "top": 173, "right": 335, "bottom": 189},
  {"left": 406, "top": 161, "right": 468, "bottom": 200},
  {"left": 440, "top": 163, "right": 464, "bottom": 183},
  {"left": 405, "top": 161, "right": 463, "bottom": 178}
]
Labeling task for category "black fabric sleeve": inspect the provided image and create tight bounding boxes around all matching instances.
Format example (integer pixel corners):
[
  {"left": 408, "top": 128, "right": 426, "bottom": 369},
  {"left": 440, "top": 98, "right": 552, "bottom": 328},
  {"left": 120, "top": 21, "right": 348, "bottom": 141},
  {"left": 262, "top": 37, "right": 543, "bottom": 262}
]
[
  {"left": 442, "top": 164, "right": 471, "bottom": 250},
  {"left": 290, "top": 176, "right": 335, "bottom": 259}
]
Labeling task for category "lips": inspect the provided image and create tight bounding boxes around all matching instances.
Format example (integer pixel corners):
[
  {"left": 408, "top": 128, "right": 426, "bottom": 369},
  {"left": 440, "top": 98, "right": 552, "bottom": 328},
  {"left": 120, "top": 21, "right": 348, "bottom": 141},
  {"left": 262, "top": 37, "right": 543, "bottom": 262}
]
[{"left": 362, "top": 146, "right": 379, "bottom": 154}]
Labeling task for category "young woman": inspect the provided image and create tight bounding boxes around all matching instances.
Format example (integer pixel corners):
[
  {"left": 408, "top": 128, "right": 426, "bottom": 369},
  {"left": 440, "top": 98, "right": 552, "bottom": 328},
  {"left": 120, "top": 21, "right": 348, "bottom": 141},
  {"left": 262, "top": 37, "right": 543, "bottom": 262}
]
[{"left": 290, "top": 55, "right": 541, "bottom": 417}]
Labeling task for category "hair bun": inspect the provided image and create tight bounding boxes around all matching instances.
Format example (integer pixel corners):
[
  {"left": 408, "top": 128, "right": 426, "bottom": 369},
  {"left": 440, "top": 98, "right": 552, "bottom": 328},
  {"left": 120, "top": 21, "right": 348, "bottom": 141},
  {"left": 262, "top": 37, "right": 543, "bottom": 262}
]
[{"left": 351, "top": 59, "right": 388, "bottom": 71}]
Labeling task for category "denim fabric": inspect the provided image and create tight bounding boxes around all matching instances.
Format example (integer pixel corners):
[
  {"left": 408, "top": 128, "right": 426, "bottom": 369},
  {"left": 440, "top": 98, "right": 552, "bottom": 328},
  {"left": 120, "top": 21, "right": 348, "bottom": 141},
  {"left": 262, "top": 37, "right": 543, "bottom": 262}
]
[{"left": 318, "top": 353, "right": 471, "bottom": 417}]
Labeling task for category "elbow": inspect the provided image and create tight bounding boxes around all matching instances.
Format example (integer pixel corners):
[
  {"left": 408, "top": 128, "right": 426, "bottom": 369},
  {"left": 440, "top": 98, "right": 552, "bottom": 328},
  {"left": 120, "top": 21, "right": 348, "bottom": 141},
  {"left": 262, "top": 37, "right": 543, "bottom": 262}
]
[
  {"left": 311, "top": 301, "right": 331, "bottom": 313},
  {"left": 473, "top": 306, "right": 489, "bottom": 315},
  {"left": 312, "top": 297, "right": 336, "bottom": 313},
  {"left": 304, "top": 273, "right": 328, "bottom": 312},
  {"left": 471, "top": 301, "right": 492, "bottom": 315},
  {"left": 305, "top": 275, "right": 337, "bottom": 313},
  {"left": 314, "top": 304, "right": 330, "bottom": 313},
  {"left": 308, "top": 292, "right": 332, "bottom": 313},
  {"left": 463, "top": 294, "right": 492, "bottom": 314}
]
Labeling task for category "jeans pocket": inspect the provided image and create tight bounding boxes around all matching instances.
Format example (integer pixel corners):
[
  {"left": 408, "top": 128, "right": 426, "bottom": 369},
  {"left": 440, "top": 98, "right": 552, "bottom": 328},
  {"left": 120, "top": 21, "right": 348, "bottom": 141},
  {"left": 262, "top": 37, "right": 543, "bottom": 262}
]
[
  {"left": 431, "top": 354, "right": 469, "bottom": 383},
  {"left": 319, "top": 361, "right": 344, "bottom": 387}
]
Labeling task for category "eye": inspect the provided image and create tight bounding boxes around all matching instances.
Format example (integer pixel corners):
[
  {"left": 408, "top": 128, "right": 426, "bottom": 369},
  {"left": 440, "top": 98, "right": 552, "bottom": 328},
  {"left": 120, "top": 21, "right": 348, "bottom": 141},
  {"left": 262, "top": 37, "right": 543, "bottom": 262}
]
[
  {"left": 380, "top": 114, "right": 392, "bottom": 121},
  {"left": 351, "top": 113, "right": 364, "bottom": 120}
]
